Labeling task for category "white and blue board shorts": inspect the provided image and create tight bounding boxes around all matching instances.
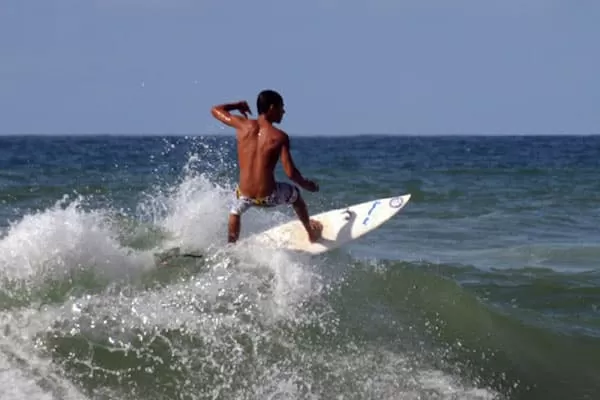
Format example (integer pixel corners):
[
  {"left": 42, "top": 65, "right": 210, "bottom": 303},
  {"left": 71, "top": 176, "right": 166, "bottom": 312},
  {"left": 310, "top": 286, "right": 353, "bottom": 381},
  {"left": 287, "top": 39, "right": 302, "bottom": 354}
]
[{"left": 229, "top": 182, "right": 300, "bottom": 216}]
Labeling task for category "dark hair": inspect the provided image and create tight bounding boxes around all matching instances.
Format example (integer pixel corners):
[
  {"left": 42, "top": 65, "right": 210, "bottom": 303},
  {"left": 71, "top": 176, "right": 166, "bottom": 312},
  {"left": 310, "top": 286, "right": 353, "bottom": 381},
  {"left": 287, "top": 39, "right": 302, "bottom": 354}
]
[{"left": 256, "top": 90, "right": 283, "bottom": 115}]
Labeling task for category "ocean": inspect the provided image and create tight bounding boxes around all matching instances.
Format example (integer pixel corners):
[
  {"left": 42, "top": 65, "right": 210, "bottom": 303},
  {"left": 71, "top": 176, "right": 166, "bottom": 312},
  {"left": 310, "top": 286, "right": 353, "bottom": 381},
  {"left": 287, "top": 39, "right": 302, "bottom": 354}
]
[{"left": 0, "top": 134, "right": 599, "bottom": 400}]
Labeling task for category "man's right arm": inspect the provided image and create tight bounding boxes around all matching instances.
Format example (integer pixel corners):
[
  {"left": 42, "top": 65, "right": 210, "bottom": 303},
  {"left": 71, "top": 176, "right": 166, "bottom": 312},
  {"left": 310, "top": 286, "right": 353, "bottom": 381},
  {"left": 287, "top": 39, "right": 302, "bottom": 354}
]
[
  {"left": 280, "top": 133, "right": 319, "bottom": 192},
  {"left": 210, "top": 101, "right": 251, "bottom": 129}
]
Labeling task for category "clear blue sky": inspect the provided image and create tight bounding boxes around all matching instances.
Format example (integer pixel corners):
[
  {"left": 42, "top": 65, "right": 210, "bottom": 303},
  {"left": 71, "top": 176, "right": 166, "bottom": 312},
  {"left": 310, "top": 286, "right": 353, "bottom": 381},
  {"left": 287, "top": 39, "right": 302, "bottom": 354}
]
[{"left": 1, "top": 0, "right": 599, "bottom": 136}]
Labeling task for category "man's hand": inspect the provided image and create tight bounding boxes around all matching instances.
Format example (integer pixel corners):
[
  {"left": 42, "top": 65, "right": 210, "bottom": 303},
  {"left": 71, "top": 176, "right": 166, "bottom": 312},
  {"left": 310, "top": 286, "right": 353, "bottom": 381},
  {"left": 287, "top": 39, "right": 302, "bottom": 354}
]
[
  {"left": 302, "top": 179, "right": 319, "bottom": 192},
  {"left": 237, "top": 101, "right": 252, "bottom": 118}
]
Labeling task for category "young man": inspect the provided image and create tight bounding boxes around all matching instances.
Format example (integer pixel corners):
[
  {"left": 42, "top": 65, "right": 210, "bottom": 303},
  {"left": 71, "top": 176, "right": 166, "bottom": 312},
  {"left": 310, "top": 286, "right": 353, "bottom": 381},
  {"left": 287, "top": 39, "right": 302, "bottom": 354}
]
[{"left": 210, "top": 89, "right": 323, "bottom": 244}]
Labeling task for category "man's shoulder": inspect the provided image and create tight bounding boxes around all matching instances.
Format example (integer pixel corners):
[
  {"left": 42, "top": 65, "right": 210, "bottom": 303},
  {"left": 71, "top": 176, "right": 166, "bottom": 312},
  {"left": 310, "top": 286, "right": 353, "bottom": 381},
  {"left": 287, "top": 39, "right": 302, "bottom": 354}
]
[
  {"left": 270, "top": 126, "right": 289, "bottom": 140},
  {"left": 244, "top": 117, "right": 260, "bottom": 128},
  {"left": 236, "top": 118, "right": 259, "bottom": 133},
  {"left": 258, "top": 123, "right": 288, "bottom": 140}
]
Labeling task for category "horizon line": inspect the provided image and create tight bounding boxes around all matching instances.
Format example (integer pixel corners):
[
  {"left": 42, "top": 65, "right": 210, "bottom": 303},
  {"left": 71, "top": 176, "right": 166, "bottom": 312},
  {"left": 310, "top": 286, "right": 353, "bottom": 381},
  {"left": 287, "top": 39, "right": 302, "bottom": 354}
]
[{"left": 0, "top": 132, "right": 598, "bottom": 138}]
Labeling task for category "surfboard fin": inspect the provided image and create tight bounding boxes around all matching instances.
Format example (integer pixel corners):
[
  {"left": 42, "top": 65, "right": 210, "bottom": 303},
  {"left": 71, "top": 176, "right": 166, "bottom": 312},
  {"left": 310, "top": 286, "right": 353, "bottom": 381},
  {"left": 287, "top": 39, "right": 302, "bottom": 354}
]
[{"left": 154, "top": 247, "right": 203, "bottom": 266}]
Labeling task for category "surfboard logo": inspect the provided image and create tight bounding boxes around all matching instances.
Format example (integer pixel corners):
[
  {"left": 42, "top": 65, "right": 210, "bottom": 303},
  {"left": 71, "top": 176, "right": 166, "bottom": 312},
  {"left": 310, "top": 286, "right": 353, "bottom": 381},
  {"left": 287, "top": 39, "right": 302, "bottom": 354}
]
[
  {"left": 389, "top": 197, "right": 404, "bottom": 208},
  {"left": 362, "top": 200, "right": 381, "bottom": 225}
]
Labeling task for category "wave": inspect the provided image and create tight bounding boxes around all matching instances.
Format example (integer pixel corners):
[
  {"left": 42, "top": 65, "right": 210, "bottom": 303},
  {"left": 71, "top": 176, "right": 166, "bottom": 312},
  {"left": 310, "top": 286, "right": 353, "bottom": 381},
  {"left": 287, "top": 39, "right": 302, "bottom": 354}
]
[
  {"left": 331, "top": 260, "right": 600, "bottom": 400},
  {"left": 0, "top": 151, "right": 598, "bottom": 399},
  {"left": 0, "top": 162, "right": 499, "bottom": 400}
]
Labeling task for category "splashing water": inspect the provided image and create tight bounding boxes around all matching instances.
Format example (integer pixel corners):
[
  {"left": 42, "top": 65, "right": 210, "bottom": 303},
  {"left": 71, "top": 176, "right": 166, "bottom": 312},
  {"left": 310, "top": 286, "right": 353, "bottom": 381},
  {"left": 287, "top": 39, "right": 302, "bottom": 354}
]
[{"left": 0, "top": 145, "right": 501, "bottom": 400}]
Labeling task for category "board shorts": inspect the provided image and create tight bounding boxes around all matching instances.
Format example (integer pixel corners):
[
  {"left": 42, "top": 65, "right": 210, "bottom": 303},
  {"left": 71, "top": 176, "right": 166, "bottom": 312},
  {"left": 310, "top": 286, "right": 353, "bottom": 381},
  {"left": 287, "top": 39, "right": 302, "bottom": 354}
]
[{"left": 229, "top": 182, "right": 300, "bottom": 216}]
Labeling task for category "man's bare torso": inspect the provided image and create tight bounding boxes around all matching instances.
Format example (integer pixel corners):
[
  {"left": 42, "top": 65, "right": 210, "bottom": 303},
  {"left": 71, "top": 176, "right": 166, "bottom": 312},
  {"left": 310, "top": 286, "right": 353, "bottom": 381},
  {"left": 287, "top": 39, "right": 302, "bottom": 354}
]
[
  {"left": 236, "top": 119, "right": 284, "bottom": 198},
  {"left": 210, "top": 94, "right": 322, "bottom": 243}
]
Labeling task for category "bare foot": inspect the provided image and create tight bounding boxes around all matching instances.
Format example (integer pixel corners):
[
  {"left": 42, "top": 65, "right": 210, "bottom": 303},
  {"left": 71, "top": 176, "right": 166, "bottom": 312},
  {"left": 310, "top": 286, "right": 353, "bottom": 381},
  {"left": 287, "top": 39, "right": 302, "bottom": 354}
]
[{"left": 308, "top": 219, "right": 323, "bottom": 242}]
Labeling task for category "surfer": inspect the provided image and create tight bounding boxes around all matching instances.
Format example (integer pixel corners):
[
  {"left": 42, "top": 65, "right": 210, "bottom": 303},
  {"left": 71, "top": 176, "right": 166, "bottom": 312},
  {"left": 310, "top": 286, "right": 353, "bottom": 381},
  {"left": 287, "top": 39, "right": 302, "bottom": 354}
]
[{"left": 210, "top": 89, "right": 323, "bottom": 244}]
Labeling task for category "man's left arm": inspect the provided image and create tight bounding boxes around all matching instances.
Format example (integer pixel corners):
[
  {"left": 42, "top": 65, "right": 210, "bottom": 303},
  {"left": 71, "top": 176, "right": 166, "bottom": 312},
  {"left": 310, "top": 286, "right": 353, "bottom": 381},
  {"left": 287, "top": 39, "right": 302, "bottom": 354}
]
[{"left": 210, "top": 101, "right": 252, "bottom": 129}]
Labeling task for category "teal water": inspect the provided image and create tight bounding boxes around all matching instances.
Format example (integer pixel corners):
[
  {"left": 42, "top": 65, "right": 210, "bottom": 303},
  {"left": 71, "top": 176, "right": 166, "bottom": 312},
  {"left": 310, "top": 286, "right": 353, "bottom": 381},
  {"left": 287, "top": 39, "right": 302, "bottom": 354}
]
[{"left": 0, "top": 135, "right": 599, "bottom": 400}]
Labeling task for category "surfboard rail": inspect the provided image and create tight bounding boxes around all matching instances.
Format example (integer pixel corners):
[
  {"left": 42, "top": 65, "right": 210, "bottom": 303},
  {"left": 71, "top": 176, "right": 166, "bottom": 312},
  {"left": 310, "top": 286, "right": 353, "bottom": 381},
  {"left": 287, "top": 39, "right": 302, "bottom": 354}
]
[{"left": 246, "top": 193, "right": 411, "bottom": 255}]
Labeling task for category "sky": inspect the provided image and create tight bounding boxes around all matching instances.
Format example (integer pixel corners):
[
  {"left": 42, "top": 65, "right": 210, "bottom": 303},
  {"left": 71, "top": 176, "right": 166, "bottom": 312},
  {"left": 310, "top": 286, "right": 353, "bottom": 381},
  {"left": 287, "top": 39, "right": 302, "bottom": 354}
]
[{"left": 1, "top": 0, "right": 599, "bottom": 136}]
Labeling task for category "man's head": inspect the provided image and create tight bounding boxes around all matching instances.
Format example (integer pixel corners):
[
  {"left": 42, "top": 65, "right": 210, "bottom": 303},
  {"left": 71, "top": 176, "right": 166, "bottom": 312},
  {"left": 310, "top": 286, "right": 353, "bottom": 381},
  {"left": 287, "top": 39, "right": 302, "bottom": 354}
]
[{"left": 257, "top": 89, "right": 285, "bottom": 123}]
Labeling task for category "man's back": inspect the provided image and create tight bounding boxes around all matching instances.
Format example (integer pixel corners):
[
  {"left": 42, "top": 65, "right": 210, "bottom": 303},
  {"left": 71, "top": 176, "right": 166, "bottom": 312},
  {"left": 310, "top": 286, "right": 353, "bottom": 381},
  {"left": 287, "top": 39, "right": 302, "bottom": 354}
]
[
  {"left": 236, "top": 120, "right": 284, "bottom": 199},
  {"left": 210, "top": 89, "right": 322, "bottom": 243}
]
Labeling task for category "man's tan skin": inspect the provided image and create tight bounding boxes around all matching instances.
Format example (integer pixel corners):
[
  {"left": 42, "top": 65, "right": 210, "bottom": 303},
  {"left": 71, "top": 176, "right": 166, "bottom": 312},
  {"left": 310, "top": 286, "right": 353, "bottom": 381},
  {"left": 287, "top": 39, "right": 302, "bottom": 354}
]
[{"left": 210, "top": 89, "right": 323, "bottom": 244}]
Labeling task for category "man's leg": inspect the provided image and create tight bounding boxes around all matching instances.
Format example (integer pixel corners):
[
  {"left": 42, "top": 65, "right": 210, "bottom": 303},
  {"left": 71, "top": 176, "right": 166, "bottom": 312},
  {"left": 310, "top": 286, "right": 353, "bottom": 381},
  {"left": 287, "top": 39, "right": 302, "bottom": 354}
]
[
  {"left": 291, "top": 194, "right": 311, "bottom": 231},
  {"left": 228, "top": 213, "right": 240, "bottom": 243},
  {"left": 272, "top": 182, "right": 323, "bottom": 243},
  {"left": 228, "top": 196, "right": 249, "bottom": 244},
  {"left": 291, "top": 192, "right": 322, "bottom": 243}
]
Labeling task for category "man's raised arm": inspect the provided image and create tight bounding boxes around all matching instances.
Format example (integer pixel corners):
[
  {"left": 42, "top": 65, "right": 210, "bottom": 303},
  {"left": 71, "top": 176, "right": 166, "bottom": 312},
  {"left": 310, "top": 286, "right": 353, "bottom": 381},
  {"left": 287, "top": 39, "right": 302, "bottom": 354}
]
[{"left": 210, "top": 101, "right": 252, "bottom": 129}]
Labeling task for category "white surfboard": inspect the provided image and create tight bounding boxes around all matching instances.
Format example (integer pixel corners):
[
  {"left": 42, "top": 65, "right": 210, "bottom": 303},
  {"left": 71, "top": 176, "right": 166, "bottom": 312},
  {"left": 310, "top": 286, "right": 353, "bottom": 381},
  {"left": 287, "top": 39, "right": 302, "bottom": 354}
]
[{"left": 245, "top": 194, "right": 411, "bottom": 255}]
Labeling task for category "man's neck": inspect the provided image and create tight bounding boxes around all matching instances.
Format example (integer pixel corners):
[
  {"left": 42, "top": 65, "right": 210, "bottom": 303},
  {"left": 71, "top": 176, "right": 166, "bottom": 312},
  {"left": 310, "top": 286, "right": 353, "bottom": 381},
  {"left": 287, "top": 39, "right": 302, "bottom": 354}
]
[{"left": 258, "top": 115, "right": 273, "bottom": 125}]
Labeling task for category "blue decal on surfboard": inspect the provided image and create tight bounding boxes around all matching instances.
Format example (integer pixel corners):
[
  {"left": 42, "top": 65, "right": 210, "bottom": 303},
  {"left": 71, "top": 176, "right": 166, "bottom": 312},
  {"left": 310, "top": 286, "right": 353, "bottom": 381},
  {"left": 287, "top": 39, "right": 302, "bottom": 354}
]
[{"left": 362, "top": 201, "right": 381, "bottom": 225}]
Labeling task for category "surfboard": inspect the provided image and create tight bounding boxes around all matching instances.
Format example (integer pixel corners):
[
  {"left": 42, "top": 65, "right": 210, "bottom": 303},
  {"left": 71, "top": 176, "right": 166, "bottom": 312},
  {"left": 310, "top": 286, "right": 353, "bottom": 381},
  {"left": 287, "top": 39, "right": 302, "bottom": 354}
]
[{"left": 244, "top": 193, "right": 411, "bottom": 255}]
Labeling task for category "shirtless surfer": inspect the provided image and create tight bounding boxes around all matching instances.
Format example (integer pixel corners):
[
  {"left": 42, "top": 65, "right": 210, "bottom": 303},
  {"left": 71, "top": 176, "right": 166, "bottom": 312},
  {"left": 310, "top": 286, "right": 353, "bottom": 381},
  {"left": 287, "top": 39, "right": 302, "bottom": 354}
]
[{"left": 210, "top": 89, "right": 323, "bottom": 244}]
